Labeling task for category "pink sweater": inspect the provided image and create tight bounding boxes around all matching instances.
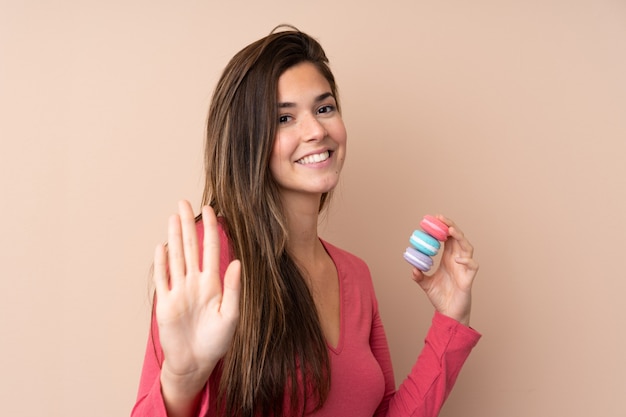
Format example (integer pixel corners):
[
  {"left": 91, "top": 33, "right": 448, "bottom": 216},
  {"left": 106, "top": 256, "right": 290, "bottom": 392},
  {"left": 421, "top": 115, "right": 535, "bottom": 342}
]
[{"left": 131, "top": 223, "right": 481, "bottom": 416}]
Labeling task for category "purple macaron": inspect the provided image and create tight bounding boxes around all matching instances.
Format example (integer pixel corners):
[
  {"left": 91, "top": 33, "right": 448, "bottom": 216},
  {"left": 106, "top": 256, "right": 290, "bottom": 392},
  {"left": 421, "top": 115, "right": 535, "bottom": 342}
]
[{"left": 403, "top": 246, "right": 434, "bottom": 272}]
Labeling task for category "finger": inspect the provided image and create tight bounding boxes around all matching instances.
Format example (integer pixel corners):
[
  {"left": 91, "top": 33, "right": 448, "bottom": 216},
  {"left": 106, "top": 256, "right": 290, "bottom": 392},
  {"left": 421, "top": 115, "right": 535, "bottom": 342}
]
[
  {"left": 153, "top": 243, "right": 170, "bottom": 295},
  {"left": 178, "top": 200, "right": 200, "bottom": 273},
  {"left": 435, "top": 214, "right": 454, "bottom": 229},
  {"left": 435, "top": 215, "right": 464, "bottom": 244},
  {"left": 438, "top": 216, "right": 474, "bottom": 257},
  {"left": 167, "top": 213, "right": 186, "bottom": 282},
  {"left": 448, "top": 226, "right": 474, "bottom": 256},
  {"left": 411, "top": 267, "right": 427, "bottom": 284},
  {"left": 437, "top": 216, "right": 467, "bottom": 239},
  {"left": 201, "top": 205, "right": 221, "bottom": 280},
  {"left": 455, "top": 256, "right": 480, "bottom": 272},
  {"left": 220, "top": 260, "right": 241, "bottom": 320}
]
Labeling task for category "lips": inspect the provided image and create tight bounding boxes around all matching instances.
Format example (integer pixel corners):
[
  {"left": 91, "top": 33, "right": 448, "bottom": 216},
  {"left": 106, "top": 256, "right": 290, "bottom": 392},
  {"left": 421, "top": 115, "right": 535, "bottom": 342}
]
[{"left": 296, "top": 150, "right": 331, "bottom": 165}]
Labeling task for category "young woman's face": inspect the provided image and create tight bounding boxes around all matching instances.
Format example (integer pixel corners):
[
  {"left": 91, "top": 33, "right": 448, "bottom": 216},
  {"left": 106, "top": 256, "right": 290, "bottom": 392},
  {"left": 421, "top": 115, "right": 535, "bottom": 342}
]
[{"left": 270, "top": 62, "right": 347, "bottom": 201}]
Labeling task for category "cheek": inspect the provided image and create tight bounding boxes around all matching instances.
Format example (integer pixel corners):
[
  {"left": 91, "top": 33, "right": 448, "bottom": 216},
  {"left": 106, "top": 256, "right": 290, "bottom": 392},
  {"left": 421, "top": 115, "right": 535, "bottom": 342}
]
[
  {"left": 268, "top": 139, "right": 280, "bottom": 173},
  {"left": 333, "top": 120, "right": 348, "bottom": 145},
  {"left": 269, "top": 135, "right": 289, "bottom": 178},
  {"left": 335, "top": 125, "right": 348, "bottom": 157}
]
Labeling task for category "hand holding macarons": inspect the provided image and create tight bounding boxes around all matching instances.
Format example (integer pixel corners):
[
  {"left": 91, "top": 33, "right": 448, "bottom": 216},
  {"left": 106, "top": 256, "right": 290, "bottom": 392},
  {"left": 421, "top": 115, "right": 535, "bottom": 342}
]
[
  {"left": 404, "top": 214, "right": 478, "bottom": 326},
  {"left": 404, "top": 215, "right": 449, "bottom": 272}
]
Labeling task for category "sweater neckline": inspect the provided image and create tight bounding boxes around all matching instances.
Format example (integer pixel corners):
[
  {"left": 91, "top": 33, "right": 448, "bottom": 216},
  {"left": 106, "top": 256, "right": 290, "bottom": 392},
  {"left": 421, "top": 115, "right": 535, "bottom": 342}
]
[{"left": 319, "top": 238, "right": 345, "bottom": 355}]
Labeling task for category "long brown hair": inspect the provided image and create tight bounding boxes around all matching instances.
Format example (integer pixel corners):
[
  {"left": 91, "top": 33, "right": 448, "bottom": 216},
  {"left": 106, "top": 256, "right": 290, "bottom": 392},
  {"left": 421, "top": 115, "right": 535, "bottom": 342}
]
[{"left": 202, "top": 26, "right": 340, "bottom": 416}]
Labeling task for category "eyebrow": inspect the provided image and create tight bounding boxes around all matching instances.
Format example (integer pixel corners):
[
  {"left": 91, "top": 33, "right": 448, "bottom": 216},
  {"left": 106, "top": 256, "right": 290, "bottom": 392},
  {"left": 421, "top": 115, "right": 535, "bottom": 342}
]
[{"left": 277, "top": 92, "right": 334, "bottom": 108}]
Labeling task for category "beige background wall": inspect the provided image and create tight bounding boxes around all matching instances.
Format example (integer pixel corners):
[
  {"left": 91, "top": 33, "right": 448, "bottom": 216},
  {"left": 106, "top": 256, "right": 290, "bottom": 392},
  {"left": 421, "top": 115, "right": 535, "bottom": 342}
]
[{"left": 2, "top": 1, "right": 625, "bottom": 416}]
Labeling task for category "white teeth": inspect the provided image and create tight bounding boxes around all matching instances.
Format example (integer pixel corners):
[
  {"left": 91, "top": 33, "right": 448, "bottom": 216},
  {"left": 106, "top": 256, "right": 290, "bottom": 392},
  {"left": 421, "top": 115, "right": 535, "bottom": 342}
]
[{"left": 297, "top": 151, "right": 330, "bottom": 165}]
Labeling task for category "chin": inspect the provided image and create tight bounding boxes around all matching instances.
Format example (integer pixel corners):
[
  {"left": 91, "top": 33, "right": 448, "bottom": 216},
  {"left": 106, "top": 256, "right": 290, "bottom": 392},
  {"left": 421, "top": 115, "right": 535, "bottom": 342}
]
[{"left": 315, "top": 182, "right": 340, "bottom": 195}]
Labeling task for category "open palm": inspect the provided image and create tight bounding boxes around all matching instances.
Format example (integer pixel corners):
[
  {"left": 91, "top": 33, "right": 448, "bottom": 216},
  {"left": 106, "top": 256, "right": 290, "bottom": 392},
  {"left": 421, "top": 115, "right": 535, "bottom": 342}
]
[{"left": 153, "top": 201, "right": 240, "bottom": 390}]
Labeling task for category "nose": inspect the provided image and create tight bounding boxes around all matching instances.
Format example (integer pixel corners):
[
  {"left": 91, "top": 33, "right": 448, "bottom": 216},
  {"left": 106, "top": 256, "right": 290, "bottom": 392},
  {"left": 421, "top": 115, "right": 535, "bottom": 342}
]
[{"left": 301, "top": 114, "right": 327, "bottom": 142}]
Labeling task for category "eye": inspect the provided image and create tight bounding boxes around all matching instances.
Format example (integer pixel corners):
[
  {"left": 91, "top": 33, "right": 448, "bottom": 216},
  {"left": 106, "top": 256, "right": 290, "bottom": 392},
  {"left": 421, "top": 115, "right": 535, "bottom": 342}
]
[
  {"left": 317, "top": 104, "right": 336, "bottom": 115},
  {"left": 278, "top": 114, "right": 292, "bottom": 124}
]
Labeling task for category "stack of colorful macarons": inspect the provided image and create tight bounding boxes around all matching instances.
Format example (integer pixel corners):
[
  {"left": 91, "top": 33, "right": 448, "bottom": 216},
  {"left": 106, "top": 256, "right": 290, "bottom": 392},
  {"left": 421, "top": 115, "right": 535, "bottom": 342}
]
[{"left": 403, "top": 215, "right": 449, "bottom": 272}]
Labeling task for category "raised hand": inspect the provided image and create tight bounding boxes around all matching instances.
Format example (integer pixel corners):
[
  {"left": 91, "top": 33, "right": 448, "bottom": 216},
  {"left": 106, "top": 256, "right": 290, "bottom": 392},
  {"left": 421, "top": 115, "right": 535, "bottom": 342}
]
[
  {"left": 153, "top": 200, "right": 240, "bottom": 411},
  {"left": 410, "top": 216, "right": 479, "bottom": 326}
]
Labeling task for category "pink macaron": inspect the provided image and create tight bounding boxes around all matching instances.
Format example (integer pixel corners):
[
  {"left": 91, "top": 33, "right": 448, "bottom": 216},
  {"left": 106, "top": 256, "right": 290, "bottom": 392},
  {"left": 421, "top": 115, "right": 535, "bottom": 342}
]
[{"left": 419, "top": 215, "right": 449, "bottom": 241}]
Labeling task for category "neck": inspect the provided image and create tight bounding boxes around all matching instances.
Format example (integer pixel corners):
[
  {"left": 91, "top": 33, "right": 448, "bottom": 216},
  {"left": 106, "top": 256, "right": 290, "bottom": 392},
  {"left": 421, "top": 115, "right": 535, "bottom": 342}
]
[{"left": 281, "top": 191, "right": 325, "bottom": 266}]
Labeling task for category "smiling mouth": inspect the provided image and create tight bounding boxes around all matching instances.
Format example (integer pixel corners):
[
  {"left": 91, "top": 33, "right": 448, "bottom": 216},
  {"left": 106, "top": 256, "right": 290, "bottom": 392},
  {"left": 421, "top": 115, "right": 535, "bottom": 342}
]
[{"left": 296, "top": 150, "right": 331, "bottom": 165}]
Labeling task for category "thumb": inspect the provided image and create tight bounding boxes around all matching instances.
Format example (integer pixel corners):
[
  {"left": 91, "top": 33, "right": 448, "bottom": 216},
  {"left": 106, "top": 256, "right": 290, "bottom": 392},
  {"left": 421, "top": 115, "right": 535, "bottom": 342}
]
[{"left": 411, "top": 267, "right": 427, "bottom": 286}]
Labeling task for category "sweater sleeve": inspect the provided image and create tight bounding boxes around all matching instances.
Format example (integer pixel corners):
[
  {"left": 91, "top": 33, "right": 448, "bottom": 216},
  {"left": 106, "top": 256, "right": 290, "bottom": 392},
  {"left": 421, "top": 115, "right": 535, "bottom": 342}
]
[
  {"left": 130, "top": 305, "right": 211, "bottom": 417},
  {"left": 372, "top": 310, "right": 481, "bottom": 417},
  {"left": 130, "top": 219, "right": 230, "bottom": 417},
  {"left": 130, "top": 305, "right": 168, "bottom": 417}
]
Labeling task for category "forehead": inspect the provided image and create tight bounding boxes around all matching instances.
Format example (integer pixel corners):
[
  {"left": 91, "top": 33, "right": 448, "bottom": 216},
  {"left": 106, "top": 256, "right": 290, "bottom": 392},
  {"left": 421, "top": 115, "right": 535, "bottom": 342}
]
[{"left": 277, "top": 62, "right": 332, "bottom": 99}]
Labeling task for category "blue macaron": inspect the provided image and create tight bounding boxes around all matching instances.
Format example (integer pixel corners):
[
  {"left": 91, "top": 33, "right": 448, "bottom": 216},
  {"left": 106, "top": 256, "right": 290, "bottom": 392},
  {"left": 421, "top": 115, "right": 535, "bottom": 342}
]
[{"left": 409, "top": 230, "right": 441, "bottom": 257}]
